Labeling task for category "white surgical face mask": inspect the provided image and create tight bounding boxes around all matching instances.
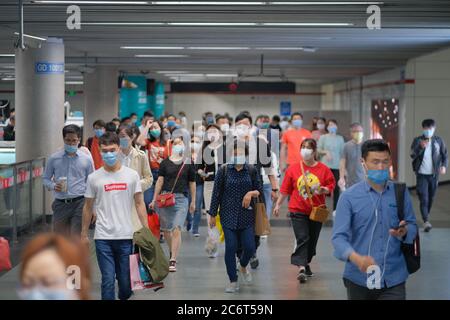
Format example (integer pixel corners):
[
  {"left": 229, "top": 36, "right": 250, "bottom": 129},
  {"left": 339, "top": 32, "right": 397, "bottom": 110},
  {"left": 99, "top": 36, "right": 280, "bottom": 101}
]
[
  {"left": 301, "top": 148, "right": 314, "bottom": 160},
  {"left": 220, "top": 123, "right": 230, "bottom": 132},
  {"left": 235, "top": 124, "right": 249, "bottom": 138}
]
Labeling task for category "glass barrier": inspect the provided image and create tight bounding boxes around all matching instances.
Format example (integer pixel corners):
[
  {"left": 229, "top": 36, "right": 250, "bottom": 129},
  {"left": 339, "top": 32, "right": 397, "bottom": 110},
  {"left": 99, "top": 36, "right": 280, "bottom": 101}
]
[{"left": 0, "top": 157, "right": 46, "bottom": 242}]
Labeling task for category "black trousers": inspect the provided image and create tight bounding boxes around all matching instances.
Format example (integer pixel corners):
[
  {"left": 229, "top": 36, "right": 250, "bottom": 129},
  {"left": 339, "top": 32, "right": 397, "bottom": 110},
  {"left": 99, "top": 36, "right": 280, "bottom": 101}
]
[
  {"left": 331, "top": 169, "right": 340, "bottom": 210},
  {"left": 290, "top": 213, "right": 322, "bottom": 267},
  {"left": 416, "top": 174, "right": 438, "bottom": 223},
  {"left": 344, "top": 278, "right": 406, "bottom": 300}
]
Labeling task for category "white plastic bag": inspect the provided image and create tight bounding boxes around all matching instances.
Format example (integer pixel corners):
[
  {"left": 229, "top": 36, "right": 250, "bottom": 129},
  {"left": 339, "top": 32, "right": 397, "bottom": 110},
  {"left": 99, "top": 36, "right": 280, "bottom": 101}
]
[{"left": 205, "top": 227, "right": 220, "bottom": 258}]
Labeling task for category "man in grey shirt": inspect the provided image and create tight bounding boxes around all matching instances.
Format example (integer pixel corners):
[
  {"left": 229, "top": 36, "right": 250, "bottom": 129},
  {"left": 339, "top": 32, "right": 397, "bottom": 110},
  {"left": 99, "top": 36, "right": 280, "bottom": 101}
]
[
  {"left": 43, "top": 124, "right": 94, "bottom": 236},
  {"left": 339, "top": 123, "right": 365, "bottom": 189}
]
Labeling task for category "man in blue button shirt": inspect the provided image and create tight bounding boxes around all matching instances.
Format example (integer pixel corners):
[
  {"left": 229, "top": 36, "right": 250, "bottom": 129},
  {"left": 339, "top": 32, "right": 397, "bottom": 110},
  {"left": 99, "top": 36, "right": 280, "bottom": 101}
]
[
  {"left": 332, "top": 139, "right": 417, "bottom": 300},
  {"left": 43, "top": 124, "right": 94, "bottom": 237}
]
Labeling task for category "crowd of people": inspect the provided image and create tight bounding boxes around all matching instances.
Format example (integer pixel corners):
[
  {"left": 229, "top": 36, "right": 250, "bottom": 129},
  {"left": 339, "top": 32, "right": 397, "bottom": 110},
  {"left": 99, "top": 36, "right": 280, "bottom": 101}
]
[{"left": 20, "top": 108, "right": 446, "bottom": 300}]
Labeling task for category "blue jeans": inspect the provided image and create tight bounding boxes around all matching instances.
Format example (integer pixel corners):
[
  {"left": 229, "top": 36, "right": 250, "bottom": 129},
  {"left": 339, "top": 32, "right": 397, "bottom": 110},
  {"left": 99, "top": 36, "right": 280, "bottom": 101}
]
[
  {"left": 223, "top": 226, "right": 256, "bottom": 282},
  {"left": 263, "top": 183, "right": 273, "bottom": 220},
  {"left": 416, "top": 174, "right": 438, "bottom": 223},
  {"left": 95, "top": 239, "right": 133, "bottom": 300},
  {"left": 186, "top": 184, "right": 204, "bottom": 234},
  {"left": 144, "top": 169, "right": 159, "bottom": 208}
]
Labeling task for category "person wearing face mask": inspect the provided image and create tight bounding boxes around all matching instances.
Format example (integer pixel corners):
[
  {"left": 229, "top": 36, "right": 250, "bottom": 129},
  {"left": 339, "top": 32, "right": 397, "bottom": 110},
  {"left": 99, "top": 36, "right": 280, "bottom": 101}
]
[
  {"left": 317, "top": 119, "right": 345, "bottom": 211},
  {"left": 43, "top": 125, "right": 94, "bottom": 237},
  {"left": 311, "top": 117, "right": 327, "bottom": 141},
  {"left": 233, "top": 112, "right": 279, "bottom": 269},
  {"left": 136, "top": 120, "right": 171, "bottom": 209},
  {"left": 204, "top": 112, "right": 215, "bottom": 126},
  {"left": 339, "top": 123, "right": 366, "bottom": 191},
  {"left": 280, "top": 112, "right": 312, "bottom": 172},
  {"left": 150, "top": 137, "right": 196, "bottom": 272},
  {"left": 81, "top": 132, "right": 149, "bottom": 300},
  {"left": 118, "top": 125, "right": 153, "bottom": 232},
  {"left": 270, "top": 115, "right": 282, "bottom": 132},
  {"left": 332, "top": 139, "right": 418, "bottom": 300},
  {"left": 86, "top": 120, "right": 106, "bottom": 170},
  {"left": 216, "top": 114, "right": 231, "bottom": 134},
  {"left": 209, "top": 141, "right": 263, "bottom": 293},
  {"left": 130, "top": 113, "right": 138, "bottom": 125},
  {"left": 274, "top": 138, "right": 335, "bottom": 283},
  {"left": 19, "top": 233, "right": 91, "bottom": 300},
  {"left": 410, "top": 119, "right": 448, "bottom": 232}
]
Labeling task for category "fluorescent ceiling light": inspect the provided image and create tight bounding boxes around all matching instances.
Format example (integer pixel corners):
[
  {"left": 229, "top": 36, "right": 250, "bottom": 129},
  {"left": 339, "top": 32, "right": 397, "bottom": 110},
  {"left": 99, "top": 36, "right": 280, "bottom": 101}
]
[
  {"left": 135, "top": 54, "right": 189, "bottom": 57},
  {"left": 150, "top": 1, "right": 265, "bottom": 4},
  {"left": 14, "top": 32, "right": 47, "bottom": 41},
  {"left": 269, "top": 2, "right": 383, "bottom": 4},
  {"left": 262, "top": 22, "right": 353, "bottom": 26},
  {"left": 168, "top": 22, "right": 257, "bottom": 26},
  {"left": 65, "top": 81, "right": 84, "bottom": 85},
  {"left": 187, "top": 46, "right": 249, "bottom": 50},
  {"left": 82, "top": 22, "right": 165, "bottom": 26},
  {"left": 0, "top": 54, "right": 15, "bottom": 57},
  {"left": 121, "top": 46, "right": 184, "bottom": 49},
  {"left": 0, "top": 66, "right": 15, "bottom": 69},
  {"left": 258, "top": 47, "right": 304, "bottom": 50},
  {"left": 32, "top": 1, "right": 149, "bottom": 4},
  {"left": 205, "top": 74, "right": 238, "bottom": 77},
  {"left": 1, "top": 78, "right": 15, "bottom": 81},
  {"left": 156, "top": 71, "right": 189, "bottom": 74}
]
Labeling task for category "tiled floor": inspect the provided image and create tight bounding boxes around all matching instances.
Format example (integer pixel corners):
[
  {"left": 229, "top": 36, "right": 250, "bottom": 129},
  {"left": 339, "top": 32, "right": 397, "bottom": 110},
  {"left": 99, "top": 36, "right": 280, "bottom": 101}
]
[{"left": 1, "top": 184, "right": 449, "bottom": 300}]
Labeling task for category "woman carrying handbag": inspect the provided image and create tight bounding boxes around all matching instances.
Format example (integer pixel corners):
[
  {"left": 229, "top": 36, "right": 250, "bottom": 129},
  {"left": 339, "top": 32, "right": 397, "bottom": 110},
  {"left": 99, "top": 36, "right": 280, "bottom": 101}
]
[
  {"left": 149, "top": 137, "right": 196, "bottom": 272},
  {"left": 273, "top": 138, "right": 335, "bottom": 284}
]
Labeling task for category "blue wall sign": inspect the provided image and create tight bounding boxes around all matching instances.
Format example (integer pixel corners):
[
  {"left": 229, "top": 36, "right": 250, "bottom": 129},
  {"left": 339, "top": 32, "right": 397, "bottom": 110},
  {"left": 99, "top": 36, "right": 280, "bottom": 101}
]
[
  {"left": 280, "top": 101, "right": 292, "bottom": 116},
  {"left": 35, "top": 62, "right": 64, "bottom": 74}
]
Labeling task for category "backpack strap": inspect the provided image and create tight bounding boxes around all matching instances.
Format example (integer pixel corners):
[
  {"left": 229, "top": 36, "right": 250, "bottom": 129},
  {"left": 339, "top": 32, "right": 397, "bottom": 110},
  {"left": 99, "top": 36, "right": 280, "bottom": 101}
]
[{"left": 394, "top": 182, "right": 406, "bottom": 222}]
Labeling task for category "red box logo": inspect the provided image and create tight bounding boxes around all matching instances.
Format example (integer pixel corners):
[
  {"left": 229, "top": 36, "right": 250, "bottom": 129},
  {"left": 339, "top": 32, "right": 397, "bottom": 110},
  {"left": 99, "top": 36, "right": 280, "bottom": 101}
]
[{"left": 104, "top": 183, "right": 128, "bottom": 192}]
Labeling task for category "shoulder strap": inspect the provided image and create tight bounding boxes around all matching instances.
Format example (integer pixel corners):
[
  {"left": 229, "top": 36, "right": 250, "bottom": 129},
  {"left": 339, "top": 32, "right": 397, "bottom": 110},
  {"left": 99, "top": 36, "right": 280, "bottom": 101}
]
[
  {"left": 87, "top": 137, "right": 93, "bottom": 151},
  {"left": 394, "top": 182, "right": 406, "bottom": 221},
  {"left": 220, "top": 164, "right": 228, "bottom": 197},
  {"left": 300, "top": 162, "right": 314, "bottom": 207},
  {"left": 170, "top": 160, "right": 186, "bottom": 193}
]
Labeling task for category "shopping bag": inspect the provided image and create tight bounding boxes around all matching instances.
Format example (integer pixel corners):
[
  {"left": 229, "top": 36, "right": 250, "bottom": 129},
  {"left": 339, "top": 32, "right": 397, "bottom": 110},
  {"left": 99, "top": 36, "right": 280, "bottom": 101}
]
[
  {"left": 130, "top": 253, "right": 159, "bottom": 291},
  {"left": 205, "top": 227, "right": 220, "bottom": 258},
  {"left": 254, "top": 200, "right": 271, "bottom": 236},
  {"left": 147, "top": 210, "right": 160, "bottom": 238},
  {"left": 215, "top": 215, "right": 225, "bottom": 243},
  {"left": 0, "top": 237, "right": 12, "bottom": 272}
]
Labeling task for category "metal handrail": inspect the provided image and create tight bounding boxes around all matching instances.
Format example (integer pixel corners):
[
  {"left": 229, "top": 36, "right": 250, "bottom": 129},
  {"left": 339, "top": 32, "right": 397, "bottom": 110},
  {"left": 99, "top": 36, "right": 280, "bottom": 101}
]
[{"left": 0, "top": 157, "right": 47, "bottom": 243}]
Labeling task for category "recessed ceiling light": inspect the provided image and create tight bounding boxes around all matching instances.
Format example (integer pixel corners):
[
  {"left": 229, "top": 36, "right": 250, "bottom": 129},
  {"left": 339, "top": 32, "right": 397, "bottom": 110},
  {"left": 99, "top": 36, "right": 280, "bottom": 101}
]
[
  {"left": 65, "top": 81, "right": 84, "bottom": 85},
  {"left": 258, "top": 47, "right": 304, "bottom": 50},
  {"left": 187, "top": 47, "right": 250, "bottom": 50},
  {"left": 1, "top": 77, "right": 15, "bottom": 81},
  {"left": 262, "top": 22, "right": 352, "bottom": 26},
  {"left": 0, "top": 54, "right": 15, "bottom": 57}
]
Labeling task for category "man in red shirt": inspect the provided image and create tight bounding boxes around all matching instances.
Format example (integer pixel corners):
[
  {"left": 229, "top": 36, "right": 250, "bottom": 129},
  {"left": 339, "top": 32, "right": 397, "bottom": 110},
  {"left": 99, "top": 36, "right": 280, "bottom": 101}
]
[{"left": 280, "top": 112, "right": 312, "bottom": 171}]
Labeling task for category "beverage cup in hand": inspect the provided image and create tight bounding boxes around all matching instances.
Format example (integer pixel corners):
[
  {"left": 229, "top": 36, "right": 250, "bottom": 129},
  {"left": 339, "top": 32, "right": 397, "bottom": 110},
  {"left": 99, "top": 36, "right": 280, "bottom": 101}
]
[{"left": 58, "top": 177, "right": 68, "bottom": 193}]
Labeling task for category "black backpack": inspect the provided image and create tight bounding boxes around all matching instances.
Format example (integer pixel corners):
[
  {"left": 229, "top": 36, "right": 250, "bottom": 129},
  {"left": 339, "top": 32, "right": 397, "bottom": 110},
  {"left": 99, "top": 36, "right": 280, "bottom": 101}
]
[{"left": 394, "top": 183, "right": 421, "bottom": 274}]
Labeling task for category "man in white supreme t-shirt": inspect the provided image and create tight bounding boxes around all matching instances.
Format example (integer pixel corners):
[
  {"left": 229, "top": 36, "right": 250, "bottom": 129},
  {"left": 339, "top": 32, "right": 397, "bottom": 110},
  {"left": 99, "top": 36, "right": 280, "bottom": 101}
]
[{"left": 81, "top": 132, "right": 149, "bottom": 300}]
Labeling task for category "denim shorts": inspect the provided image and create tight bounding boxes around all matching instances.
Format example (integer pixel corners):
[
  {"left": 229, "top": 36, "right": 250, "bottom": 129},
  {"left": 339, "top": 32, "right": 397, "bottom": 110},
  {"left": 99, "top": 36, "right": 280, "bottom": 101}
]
[{"left": 158, "top": 193, "right": 188, "bottom": 231}]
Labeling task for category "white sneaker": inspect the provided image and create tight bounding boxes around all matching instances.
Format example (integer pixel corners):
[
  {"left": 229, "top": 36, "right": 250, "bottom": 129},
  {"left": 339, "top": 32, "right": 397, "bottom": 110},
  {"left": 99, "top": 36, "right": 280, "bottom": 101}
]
[
  {"left": 239, "top": 266, "right": 252, "bottom": 284},
  {"left": 225, "top": 282, "right": 239, "bottom": 293},
  {"left": 260, "top": 235, "right": 268, "bottom": 240}
]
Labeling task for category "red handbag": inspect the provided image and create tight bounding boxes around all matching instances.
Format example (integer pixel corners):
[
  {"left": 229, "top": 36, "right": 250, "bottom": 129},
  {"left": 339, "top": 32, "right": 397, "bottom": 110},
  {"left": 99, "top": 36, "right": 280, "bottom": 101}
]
[
  {"left": 147, "top": 210, "right": 161, "bottom": 238},
  {"left": 0, "top": 237, "right": 12, "bottom": 272},
  {"left": 156, "top": 161, "right": 186, "bottom": 208}
]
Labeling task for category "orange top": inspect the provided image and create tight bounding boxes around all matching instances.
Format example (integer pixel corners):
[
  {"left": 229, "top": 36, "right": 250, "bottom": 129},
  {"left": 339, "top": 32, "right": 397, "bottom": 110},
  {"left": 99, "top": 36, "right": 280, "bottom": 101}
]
[
  {"left": 145, "top": 139, "right": 171, "bottom": 170},
  {"left": 90, "top": 136, "right": 104, "bottom": 170},
  {"left": 281, "top": 128, "right": 312, "bottom": 165}
]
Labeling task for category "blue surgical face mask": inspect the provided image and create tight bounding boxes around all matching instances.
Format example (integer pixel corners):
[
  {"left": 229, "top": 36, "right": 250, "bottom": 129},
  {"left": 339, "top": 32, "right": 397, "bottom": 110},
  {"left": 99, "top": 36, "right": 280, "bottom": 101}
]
[
  {"left": 367, "top": 169, "right": 390, "bottom": 185},
  {"left": 119, "top": 137, "right": 130, "bottom": 149},
  {"left": 167, "top": 120, "right": 176, "bottom": 128},
  {"left": 18, "top": 287, "right": 77, "bottom": 300},
  {"left": 292, "top": 119, "right": 303, "bottom": 128},
  {"left": 258, "top": 122, "right": 270, "bottom": 129},
  {"left": 423, "top": 128, "right": 435, "bottom": 138},
  {"left": 233, "top": 155, "right": 246, "bottom": 165},
  {"left": 94, "top": 129, "right": 104, "bottom": 138},
  {"left": 328, "top": 126, "right": 338, "bottom": 134},
  {"left": 64, "top": 144, "right": 78, "bottom": 154},
  {"left": 172, "top": 145, "right": 185, "bottom": 155},
  {"left": 206, "top": 116, "right": 215, "bottom": 125},
  {"left": 101, "top": 151, "right": 118, "bottom": 167},
  {"left": 149, "top": 129, "right": 161, "bottom": 138}
]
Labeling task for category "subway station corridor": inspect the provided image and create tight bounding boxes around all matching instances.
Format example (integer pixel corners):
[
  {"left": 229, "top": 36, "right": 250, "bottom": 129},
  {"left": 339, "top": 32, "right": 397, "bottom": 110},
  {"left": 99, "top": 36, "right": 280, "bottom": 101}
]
[{"left": 1, "top": 185, "right": 450, "bottom": 300}]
